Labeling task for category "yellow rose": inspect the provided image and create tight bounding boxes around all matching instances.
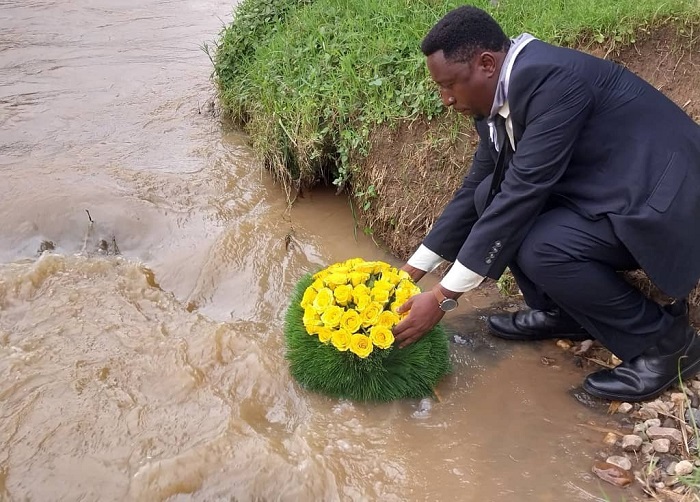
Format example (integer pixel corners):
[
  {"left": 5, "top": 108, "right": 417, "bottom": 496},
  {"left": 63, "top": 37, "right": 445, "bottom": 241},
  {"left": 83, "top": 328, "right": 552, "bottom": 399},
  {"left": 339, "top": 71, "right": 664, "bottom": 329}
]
[
  {"left": 313, "top": 287, "right": 335, "bottom": 312},
  {"left": 372, "top": 262, "right": 390, "bottom": 274},
  {"left": 333, "top": 284, "right": 353, "bottom": 306},
  {"left": 373, "top": 279, "right": 394, "bottom": 291},
  {"left": 324, "top": 273, "right": 348, "bottom": 289},
  {"left": 321, "top": 305, "right": 344, "bottom": 328},
  {"left": 318, "top": 327, "right": 333, "bottom": 344},
  {"left": 353, "top": 261, "right": 378, "bottom": 274},
  {"left": 369, "top": 326, "right": 395, "bottom": 349},
  {"left": 394, "top": 289, "right": 411, "bottom": 305},
  {"left": 300, "top": 287, "right": 317, "bottom": 309},
  {"left": 354, "top": 293, "right": 371, "bottom": 312},
  {"left": 303, "top": 307, "right": 322, "bottom": 329},
  {"left": 348, "top": 271, "right": 370, "bottom": 287},
  {"left": 313, "top": 269, "right": 328, "bottom": 281},
  {"left": 398, "top": 269, "right": 412, "bottom": 281},
  {"left": 349, "top": 333, "right": 373, "bottom": 358},
  {"left": 361, "top": 302, "right": 383, "bottom": 327},
  {"left": 310, "top": 278, "right": 325, "bottom": 291},
  {"left": 343, "top": 258, "right": 365, "bottom": 268},
  {"left": 379, "top": 270, "right": 400, "bottom": 285},
  {"left": 340, "top": 309, "right": 362, "bottom": 333},
  {"left": 371, "top": 287, "right": 391, "bottom": 304},
  {"left": 352, "top": 284, "right": 371, "bottom": 301},
  {"left": 331, "top": 328, "right": 352, "bottom": 351},
  {"left": 376, "top": 310, "right": 400, "bottom": 329}
]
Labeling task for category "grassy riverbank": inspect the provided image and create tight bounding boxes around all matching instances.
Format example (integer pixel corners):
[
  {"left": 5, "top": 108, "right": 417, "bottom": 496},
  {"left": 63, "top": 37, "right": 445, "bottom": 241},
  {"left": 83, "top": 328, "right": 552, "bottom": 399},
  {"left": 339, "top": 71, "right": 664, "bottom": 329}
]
[{"left": 213, "top": 0, "right": 698, "bottom": 195}]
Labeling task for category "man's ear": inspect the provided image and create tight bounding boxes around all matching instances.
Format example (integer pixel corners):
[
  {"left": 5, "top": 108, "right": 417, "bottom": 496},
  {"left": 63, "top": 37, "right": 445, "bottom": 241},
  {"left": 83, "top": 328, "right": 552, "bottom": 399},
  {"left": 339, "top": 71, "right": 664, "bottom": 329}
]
[{"left": 477, "top": 52, "right": 498, "bottom": 78}]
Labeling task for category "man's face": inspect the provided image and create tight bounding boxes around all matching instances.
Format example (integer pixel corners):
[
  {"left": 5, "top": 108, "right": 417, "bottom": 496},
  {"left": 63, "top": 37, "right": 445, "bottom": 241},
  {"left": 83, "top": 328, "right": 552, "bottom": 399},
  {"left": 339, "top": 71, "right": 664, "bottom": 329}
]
[{"left": 426, "top": 50, "right": 498, "bottom": 120}]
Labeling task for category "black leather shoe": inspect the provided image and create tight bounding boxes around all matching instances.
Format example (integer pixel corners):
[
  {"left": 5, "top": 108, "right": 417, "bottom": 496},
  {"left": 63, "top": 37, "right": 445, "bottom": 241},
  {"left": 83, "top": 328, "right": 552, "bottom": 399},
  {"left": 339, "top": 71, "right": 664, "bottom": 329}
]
[
  {"left": 583, "top": 324, "right": 700, "bottom": 402},
  {"left": 487, "top": 308, "right": 591, "bottom": 341}
]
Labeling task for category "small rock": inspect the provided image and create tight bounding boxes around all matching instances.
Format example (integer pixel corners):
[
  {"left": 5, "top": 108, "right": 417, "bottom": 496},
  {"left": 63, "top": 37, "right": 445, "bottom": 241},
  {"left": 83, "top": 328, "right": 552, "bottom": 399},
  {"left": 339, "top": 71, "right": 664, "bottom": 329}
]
[
  {"left": 675, "top": 460, "right": 694, "bottom": 476},
  {"left": 606, "top": 455, "right": 632, "bottom": 471},
  {"left": 617, "top": 402, "right": 633, "bottom": 414},
  {"left": 592, "top": 461, "right": 634, "bottom": 488},
  {"left": 622, "top": 434, "right": 643, "bottom": 452},
  {"left": 638, "top": 406, "right": 659, "bottom": 419},
  {"left": 671, "top": 392, "right": 688, "bottom": 404},
  {"left": 662, "top": 417, "right": 677, "bottom": 429},
  {"left": 634, "top": 423, "right": 647, "bottom": 434},
  {"left": 685, "top": 407, "right": 700, "bottom": 425},
  {"left": 666, "top": 461, "right": 678, "bottom": 476},
  {"left": 645, "top": 418, "right": 662, "bottom": 429},
  {"left": 603, "top": 432, "right": 618, "bottom": 446},
  {"left": 691, "top": 393, "right": 700, "bottom": 408},
  {"left": 665, "top": 476, "right": 679, "bottom": 487},
  {"left": 652, "top": 438, "right": 671, "bottom": 453},
  {"left": 556, "top": 339, "right": 573, "bottom": 350},
  {"left": 574, "top": 339, "right": 594, "bottom": 355},
  {"left": 647, "top": 426, "right": 683, "bottom": 444},
  {"left": 654, "top": 481, "right": 666, "bottom": 490},
  {"left": 691, "top": 380, "right": 700, "bottom": 391},
  {"left": 641, "top": 442, "right": 655, "bottom": 455}
]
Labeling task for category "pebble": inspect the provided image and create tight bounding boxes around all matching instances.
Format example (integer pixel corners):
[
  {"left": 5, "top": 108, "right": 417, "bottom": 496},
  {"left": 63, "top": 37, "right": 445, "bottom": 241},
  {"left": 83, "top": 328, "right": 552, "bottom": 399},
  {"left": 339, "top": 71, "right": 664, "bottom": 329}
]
[
  {"left": 638, "top": 406, "right": 659, "bottom": 419},
  {"left": 641, "top": 442, "right": 655, "bottom": 455},
  {"left": 662, "top": 417, "right": 677, "bottom": 428},
  {"left": 633, "top": 423, "right": 647, "bottom": 434},
  {"left": 652, "top": 438, "right": 671, "bottom": 453},
  {"left": 556, "top": 339, "right": 572, "bottom": 350},
  {"left": 686, "top": 407, "right": 700, "bottom": 425},
  {"left": 606, "top": 455, "right": 632, "bottom": 471},
  {"left": 617, "top": 402, "right": 633, "bottom": 414},
  {"left": 691, "top": 380, "right": 700, "bottom": 391},
  {"left": 666, "top": 461, "right": 678, "bottom": 476},
  {"left": 644, "top": 418, "right": 662, "bottom": 429},
  {"left": 621, "top": 434, "right": 643, "bottom": 452},
  {"left": 675, "top": 460, "right": 694, "bottom": 476},
  {"left": 592, "top": 461, "right": 634, "bottom": 488},
  {"left": 647, "top": 426, "right": 683, "bottom": 444},
  {"left": 670, "top": 392, "right": 688, "bottom": 404},
  {"left": 603, "top": 432, "right": 618, "bottom": 446}
]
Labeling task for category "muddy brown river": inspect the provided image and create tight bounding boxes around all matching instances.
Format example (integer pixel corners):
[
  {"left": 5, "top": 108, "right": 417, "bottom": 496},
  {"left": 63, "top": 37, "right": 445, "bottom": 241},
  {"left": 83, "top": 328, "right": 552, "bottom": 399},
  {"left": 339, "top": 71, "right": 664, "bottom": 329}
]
[{"left": 0, "top": 1, "right": 641, "bottom": 500}]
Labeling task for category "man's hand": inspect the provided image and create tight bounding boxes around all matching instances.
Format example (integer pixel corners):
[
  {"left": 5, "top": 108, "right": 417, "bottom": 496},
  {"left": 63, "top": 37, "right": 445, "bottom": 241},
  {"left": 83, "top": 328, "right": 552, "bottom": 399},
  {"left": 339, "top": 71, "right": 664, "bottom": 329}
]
[{"left": 392, "top": 291, "right": 445, "bottom": 348}]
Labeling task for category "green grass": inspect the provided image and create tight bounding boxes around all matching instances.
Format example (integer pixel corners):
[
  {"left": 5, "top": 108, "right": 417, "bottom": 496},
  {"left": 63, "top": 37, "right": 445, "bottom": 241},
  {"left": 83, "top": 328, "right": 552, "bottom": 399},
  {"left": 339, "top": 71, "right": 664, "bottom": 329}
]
[
  {"left": 213, "top": 0, "right": 699, "bottom": 192},
  {"left": 284, "top": 273, "right": 451, "bottom": 401}
]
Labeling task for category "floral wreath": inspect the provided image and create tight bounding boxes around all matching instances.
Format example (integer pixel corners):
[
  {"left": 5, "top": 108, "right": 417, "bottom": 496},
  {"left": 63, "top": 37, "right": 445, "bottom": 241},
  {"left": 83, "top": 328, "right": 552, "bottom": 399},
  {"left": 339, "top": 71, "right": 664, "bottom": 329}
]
[{"left": 284, "top": 258, "right": 451, "bottom": 401}]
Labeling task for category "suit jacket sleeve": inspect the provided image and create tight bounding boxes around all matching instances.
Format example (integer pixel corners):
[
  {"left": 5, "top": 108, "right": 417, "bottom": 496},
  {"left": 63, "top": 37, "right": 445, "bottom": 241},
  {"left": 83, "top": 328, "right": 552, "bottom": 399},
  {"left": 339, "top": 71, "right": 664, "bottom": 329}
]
[
  {"left": 457, "top": 65, "right": 595, "bottom": 278},
  {"left": 421, "top": 119, "right": 495, "bottom": 262}
]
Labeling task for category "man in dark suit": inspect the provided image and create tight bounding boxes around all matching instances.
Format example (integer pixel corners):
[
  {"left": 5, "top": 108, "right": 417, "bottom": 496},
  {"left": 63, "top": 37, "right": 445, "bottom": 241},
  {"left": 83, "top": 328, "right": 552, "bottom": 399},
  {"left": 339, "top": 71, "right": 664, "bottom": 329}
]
[{"left": 392, "top": 5, "right": 700, "bottom": 402}]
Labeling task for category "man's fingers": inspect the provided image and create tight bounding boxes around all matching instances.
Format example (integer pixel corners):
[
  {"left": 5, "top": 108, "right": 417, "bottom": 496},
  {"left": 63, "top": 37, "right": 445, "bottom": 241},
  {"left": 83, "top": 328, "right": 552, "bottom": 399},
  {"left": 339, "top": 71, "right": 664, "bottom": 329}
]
[{"left": 396, "top": 297, "right": 413, "bottom": 314}]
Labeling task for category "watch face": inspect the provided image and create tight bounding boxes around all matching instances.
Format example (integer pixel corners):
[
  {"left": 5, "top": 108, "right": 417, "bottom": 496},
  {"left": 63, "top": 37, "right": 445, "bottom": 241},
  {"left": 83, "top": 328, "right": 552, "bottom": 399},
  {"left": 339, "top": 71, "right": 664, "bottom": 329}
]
[{"left": 439, "top": 298, "right": 458, "bottom": 312}]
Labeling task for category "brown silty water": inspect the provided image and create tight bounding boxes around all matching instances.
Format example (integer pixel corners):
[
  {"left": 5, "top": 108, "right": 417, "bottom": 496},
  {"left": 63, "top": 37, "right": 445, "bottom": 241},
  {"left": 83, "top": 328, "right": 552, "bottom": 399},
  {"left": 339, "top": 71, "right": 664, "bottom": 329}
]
[{"left": 0, "top": 1, "right": 641, "bottom": 500}]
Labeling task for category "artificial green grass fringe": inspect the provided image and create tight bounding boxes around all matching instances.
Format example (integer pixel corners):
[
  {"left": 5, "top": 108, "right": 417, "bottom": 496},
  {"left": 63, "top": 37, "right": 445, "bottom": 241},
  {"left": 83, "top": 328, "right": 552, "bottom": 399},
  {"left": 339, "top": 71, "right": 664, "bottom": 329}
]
[{"left": 285, "top": 273, "right": 452, "bottom": 401}]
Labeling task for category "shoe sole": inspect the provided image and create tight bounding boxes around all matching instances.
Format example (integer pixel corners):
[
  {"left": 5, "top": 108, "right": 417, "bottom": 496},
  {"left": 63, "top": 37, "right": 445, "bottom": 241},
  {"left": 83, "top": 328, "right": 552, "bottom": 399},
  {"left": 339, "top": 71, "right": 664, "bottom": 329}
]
[
  {"left": 582, "top": 356, "right": 700, "bottom": 402},
  {"left": 487, "top": 321, "right": 592, "bottom": 342}
]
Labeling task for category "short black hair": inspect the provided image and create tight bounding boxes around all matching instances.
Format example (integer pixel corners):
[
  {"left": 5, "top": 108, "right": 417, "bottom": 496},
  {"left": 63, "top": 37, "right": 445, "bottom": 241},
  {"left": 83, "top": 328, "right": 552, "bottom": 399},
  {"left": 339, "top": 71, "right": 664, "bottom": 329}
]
[{"left": 421, "top": 5, "right": 510, "bottom": 63}]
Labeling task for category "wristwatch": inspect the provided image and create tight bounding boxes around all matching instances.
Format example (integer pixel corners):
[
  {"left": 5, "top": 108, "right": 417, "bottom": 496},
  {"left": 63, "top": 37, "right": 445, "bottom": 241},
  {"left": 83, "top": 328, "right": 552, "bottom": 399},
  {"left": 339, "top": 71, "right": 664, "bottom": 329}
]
[{"left": 432, "top": 286, "right": 458, "bottom": 312}]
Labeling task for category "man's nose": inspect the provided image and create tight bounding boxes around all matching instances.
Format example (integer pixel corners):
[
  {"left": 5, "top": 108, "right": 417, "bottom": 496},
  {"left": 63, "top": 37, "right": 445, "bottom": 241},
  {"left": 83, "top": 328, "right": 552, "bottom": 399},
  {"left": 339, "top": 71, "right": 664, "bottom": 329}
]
[{"left": 440, "top": 92, "right": 455, "bottom": 107}]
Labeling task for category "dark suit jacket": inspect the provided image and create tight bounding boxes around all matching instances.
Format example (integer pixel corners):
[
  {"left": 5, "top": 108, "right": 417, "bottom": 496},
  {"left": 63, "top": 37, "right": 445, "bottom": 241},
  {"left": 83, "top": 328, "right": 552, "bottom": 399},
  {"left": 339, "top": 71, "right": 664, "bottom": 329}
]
[{"left": 422, "top": 40, "right": 700, "bottom": 298}]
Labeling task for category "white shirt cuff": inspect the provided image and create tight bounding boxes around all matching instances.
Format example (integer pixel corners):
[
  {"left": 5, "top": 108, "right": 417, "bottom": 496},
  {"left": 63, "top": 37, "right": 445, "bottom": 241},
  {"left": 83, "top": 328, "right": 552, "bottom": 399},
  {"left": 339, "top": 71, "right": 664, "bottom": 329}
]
[
  {"left": 406, "top": 244, "right": 444, "bottom": 272},
  {"left": 440, "top": 260, "right": 484, "bottom": 293}
]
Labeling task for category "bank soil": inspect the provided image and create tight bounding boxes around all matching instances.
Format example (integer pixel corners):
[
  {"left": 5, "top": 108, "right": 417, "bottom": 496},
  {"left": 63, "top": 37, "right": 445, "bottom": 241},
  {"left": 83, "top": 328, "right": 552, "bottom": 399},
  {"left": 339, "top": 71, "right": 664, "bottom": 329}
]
[{"left": 356, "top": 25, "right": 700, "bottom": 500}]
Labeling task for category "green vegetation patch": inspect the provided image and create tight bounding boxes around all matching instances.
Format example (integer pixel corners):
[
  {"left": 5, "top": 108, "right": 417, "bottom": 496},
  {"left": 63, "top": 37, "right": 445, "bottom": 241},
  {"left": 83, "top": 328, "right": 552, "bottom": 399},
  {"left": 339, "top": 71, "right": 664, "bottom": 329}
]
[{"left": 213, "top": 0, "right": 699, "bottom": 192}]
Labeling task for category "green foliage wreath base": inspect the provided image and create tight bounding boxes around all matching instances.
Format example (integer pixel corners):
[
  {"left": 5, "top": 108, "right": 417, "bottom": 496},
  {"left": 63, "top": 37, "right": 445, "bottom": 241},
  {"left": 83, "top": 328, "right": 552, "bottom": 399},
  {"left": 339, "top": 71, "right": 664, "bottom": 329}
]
[{"left": 284, "top": 273, "right": 452, "bottom": 401}]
